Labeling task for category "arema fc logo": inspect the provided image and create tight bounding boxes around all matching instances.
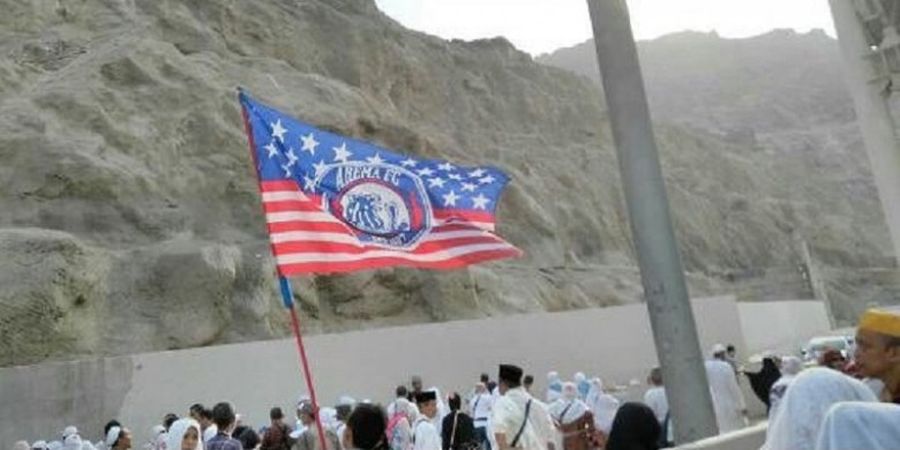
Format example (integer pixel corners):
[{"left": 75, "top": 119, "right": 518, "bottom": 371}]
[{"left": 317, "top": 162, "right": 432, "bottom": 248}]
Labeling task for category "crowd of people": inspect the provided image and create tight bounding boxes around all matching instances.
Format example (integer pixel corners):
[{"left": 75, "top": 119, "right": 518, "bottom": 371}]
[{"left": 12, "top": 308, "right": 900, "bottom": 450}]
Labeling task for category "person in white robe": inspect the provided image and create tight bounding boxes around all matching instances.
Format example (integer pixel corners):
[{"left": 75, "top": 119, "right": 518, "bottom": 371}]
[
  {"left": 768, "top": 356, "right": 803, "bottom": 419},
  {"left": 387, "top": 398, "right": 417, "bottom": 450},
  {"left": 705, "top": 345, "right": 747, "bottom": 433},
  {"left": 815, "top": 402, "right": 900, "bottom": 450},
  {"left": 469, "top": 383, "right": 494, "bottom": 450},
  {"left": 761, "top": 367, "right": 877, "bottom": 450},
  {"left": 413, "top": 391, "right": 442, "bottom": 450},
  {"left": 584, "top": 378, "right": 619, "bottom": 435},
  {"left": 427, "top": 387, "right": 449, "bottom": 437},
  {"left": 545, "top": 372, "right": 563, "bottom": 404},
  {"left": 572, "top": 373, "right": 589, "bottom": 401},
  {"left": 548, "top": 383, "right": 595, "bottom": 450},
  {"left": 642, "top": 368, "right": 667, "bottom": 426},
  {"left": 492, "top": 364, "right": 557, "bottom": 450}
]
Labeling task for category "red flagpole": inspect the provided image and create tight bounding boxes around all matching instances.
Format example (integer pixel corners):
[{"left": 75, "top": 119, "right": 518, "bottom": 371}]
[{"left": 280, "top": 277, "right": 330, "bottom": 450}]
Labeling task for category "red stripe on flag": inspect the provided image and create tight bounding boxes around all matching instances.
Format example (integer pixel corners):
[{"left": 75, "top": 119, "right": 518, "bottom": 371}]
[
  {"left": 263, "top": 200, "right": 325, "bottom": 213},
  {"left": 261, "top": 180, "right": 302, "bottom": 191},
  {"left": 271, "top": 235, "right": 507, "bottom": 256},
  {"left": 433, "top": 209, "right": 496, "bottom": 224},
  {"left": 276, "top": 248, "right": 523, "bottom": 275}
]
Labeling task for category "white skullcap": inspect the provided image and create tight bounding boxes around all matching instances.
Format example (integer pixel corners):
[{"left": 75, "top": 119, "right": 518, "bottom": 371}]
[
  {"left": 105, "top": 427, "right": 122, "bottom": 448},
  {"left": 63, "top": 427, "right": 79, "bottom": 439},
  {"left": 711, "top": 343, "right": 727, "bottom": 355},
  {"left": 31, "top": 441, "right": 48, "bottom": 450}
]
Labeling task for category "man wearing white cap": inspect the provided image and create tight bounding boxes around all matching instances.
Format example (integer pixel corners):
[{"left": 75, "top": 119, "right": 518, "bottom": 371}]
[{"left": 705, "top": 344, "right": 747, "bottom": 434}]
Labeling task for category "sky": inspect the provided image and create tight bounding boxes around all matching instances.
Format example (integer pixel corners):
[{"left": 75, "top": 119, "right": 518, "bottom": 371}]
[{"left": 374, "top": 0, "right": 837, "bottom": 56}]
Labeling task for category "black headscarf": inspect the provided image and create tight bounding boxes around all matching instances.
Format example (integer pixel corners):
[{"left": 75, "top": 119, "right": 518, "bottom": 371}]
[
  {"left": 744, "top": 357, "right": 781, "bottom": 409},
  {"left": 605, "top": 402, "right": 661, "bottom": 450}
]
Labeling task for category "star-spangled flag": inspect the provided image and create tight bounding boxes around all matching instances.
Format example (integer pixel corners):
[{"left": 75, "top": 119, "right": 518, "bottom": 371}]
[{"left": 239, "top": 91, "right": 523, "bottom": 275}]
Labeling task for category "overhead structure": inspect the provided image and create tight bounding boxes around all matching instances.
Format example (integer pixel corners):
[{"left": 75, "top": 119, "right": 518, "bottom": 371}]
[{"left": 829, "top": 0, "right": 900, "bottom": 264}]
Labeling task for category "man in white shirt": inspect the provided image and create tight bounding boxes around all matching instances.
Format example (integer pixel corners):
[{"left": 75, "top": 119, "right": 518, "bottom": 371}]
[
  {"left": 706, "top": 345, "right": 748, "bottom": 433},
  {"left": 470, "top": 383, "right": 494, "bottom": 450},
  {"left": 491, "top": 364, "right": 556, "bottom": 450},
  {"left": 642, "top": 368, "right": 668, "bottom": 425},
  {"left": 413, "top": 391, "right": 442, "bottom": 450}
]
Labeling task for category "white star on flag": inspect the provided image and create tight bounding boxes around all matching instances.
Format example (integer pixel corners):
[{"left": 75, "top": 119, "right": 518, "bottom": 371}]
[
  {"left": 286, "top": 148, "right": 299, "bottom": 167},
  {"left": 461, "top": 182, "right": 477, "bottom": 192},
  {"left": 366, "top": 153, "right": 386, "bottom": 164},
  {"left": 442, "top": 190, "right": 460, "bottom": 207},
  {"left": 271, "top": 119, "right": 287, "bottom": 143},
  {"left": 400, "top": 158, "right": 417, "bottom": 167},
  {"left": 479, "top": 175, "right": 496, "bottom": 185},
  {"left": 438, "top": 162, "right": 455, "bottom": 172},
  {"left": 469, "top": 168, "right": 486, "bottom": 178},
  {"left": 417, "top": 167, "right": 435, "bottom": 177},
  {"left": 448, "top": 173, "right": 463, "bottom": 181},
  {"left": 472, "top": 193, "right": 490, "bottom": 210},
  {"left": 303, "top": 176, "right": 316, "bottom": 191},
  {"left": 428, "top": 177, "right": 446, "bottom": 188},
  {"left": 281, "top": 163, "right": 292, "bottom": 178},
  {"left": 333, "top": 142, "right": 352, "bottom": 163},
  {"left": 300, "top": 133, "right": 319, "bottom": 155},
  {"left": 313, "top": 160, "right": 329, "bottom": 177},
  {"left": 264, "top": 141, "right": 278, "bottom": 158}
]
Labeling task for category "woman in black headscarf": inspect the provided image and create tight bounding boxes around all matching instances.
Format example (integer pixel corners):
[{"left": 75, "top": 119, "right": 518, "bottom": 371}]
[
  {"left": 743, "top": 356, "right": 781, "bottom": 412},
  {"left": 605, "top": 402, "right": 661, "bottom": 450}
]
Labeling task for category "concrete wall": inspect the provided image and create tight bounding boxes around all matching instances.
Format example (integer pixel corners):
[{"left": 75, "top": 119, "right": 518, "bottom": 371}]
[
  {"left": 3, "top": 297, "right": 828, "bottom": 447},
  {"left": 737, "top": 300, "right": 831, "bottom": 355},
  {"left": 1, "top": 296, "right": 748, "bottom": 446},
  {"left": 674, "top": 423, "right": 767, "bottom": 450}
]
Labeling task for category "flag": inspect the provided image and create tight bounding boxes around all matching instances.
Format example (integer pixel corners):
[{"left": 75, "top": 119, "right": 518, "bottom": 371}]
[{"left": 239, "top": 91, "right": 523, "bottom": 275}]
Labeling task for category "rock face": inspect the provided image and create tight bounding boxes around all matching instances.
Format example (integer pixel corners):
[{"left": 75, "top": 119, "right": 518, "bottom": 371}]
[{"left": 0, "top": 2, "right": 893, "bottom": 365}]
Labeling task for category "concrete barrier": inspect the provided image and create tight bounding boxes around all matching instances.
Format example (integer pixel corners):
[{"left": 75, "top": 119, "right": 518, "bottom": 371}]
[
  {"left": 674, "top": 422, "right": 767, "bottom": 450},
  {"left": 737, "top": 300, "right": 831, "bottom": 355},
  {"left": 0, "top": 296, "right": 818, "bottom": 447}
]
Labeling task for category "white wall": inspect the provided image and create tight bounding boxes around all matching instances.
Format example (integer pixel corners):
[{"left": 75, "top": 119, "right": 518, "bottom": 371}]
[
  {"left": 3, "top": 296, "right": 829, "bottom": 447},
  {"left": 737, "top": 300, "right": 831, "bottom": 355}
]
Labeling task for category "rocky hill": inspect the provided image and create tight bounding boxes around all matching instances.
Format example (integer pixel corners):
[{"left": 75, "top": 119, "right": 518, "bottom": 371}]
[{"left": 0, "top": 1, "right": 894, "bottom": 366}]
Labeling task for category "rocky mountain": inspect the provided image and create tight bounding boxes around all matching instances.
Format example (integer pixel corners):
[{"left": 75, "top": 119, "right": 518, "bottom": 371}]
[{"left": 0, "top": 1, "right": 894, "bottom": 366}]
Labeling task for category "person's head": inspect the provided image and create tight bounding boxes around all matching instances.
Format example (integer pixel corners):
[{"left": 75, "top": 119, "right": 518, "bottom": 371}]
[
  {"left": 820, "top": 348, "right": 847, "bottom": 371},
  {"left": 197, "top": 408, "right": 213, "bottom": 429},
  {"left": 573, "top": 372, "right": 586, "bottom": 383},
  {"left": 411, "top": 376, "right": 423, "bottom": 392},
  {"left": 163, "top": 413, "right": 179, "bottom": 431},
  {"left": 105, "top": 426, "right": 132, "bottom": 450},
  {"left": 336, "top": 404, "right": 353, "bottom": 422},
  {"left": 104, "top": 421, "right": 122, "bottom": 438},
  {"left": 497, "top": 364, "right": 522, "bottom": 394},
  {"left": 212, "top": 402, "right": 236, "bottom": 432},
  {"left": 711, "top": 343, "right": 727, "bottom": 360},
  {"left": 561, "top": 382, "right": 578, "bottom": 401},
  {"left": 523, "top": 375, "right": 534, "bottom": 391},
  {"left": 762, "top": 368, "right": 877, "bottom": 450},
  {"left": 726, "top": 344, "right": 737, "bottom": 358},
  {"left": 480, "top": 373, "right": 489, "bottom": 384},
  {"left": 475, "top": 382, "right": 486, "bottom": 394},
  {"left": 604, "top": 403, "right": 661, "bottom": 450},
  {"left": 498, "top": 364, "right": 523, "bottom": 394},
  {"left": 781, "top": 356, "right": 803, "bottom": 377},
  {"left": 447, "top": 392, "right": 462, "bottom": 411},
  {"left": 189, "top": 404, "right": 205, "bottom": 421},
  {"left": 648, "top": 367, "right": 663, "bottom": 387},
  {"left": 414, "top": 391, "right": 438, "bottom": 418},
  {"left": 165, "top": 419, "right": 202, "bottom": 450},
  {"left": 395, "top": 385, "right": 408, "bottom": 399},
  {"left": 854, "top": 309, "right": 900, "bottom": 381},
  {"left": 268, "top": 407, "right": 284, "bottom": 425},
  {"left": 344, "top": 403, "right": 387, "bottom": 450},
  {"left": 547, "top": 371, "right": 560, "bottom": 384},
  {"left": 297, "top": 400, "right": 316, "bottom": 425}
]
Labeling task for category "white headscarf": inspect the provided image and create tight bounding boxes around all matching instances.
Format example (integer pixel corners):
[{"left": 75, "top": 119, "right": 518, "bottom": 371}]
[
  {"left": 165, "top": 419, "right": 204, "bottom": 450},
  {"left": 585, "top": 378, "right": 619, "bottom": 433},
  {"left": 31, "top": 442, "right": 48, "bottom": 450},
  {"left": 762, "top": 368, "right": 877, "bottom": 450},
  {"left": 546, "top": 372, "right": 563, "bottom": 403},
  {"left": 63, "top": 427, "right": 79, "bottom": 440},
  {"left": 548, "top": 382, "right": 589, "bottom": 425},
  {"left": 63, "top": 435, "right": 83, "bottom": 450},
  {"left": 105, "top": 427, "right": 123, "bottom": 449},
  {"left": 815, "top": 402, "right": 900, "bottom": 450}
]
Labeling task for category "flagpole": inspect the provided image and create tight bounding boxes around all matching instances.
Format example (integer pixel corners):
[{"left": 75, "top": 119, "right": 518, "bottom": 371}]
[{"left": 279, "top": 276, "right": 331, "bottom": 450}]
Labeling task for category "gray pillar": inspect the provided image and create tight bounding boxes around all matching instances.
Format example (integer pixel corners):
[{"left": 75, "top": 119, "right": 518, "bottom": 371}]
[
  {"left": 585, "top": 0, "right": 719, "bottom": 443},
  {"left": 829, "top": 0, "right": 900, "bottom": 264}
]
